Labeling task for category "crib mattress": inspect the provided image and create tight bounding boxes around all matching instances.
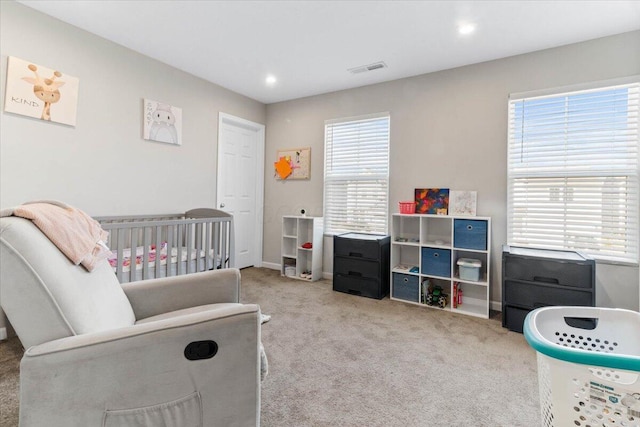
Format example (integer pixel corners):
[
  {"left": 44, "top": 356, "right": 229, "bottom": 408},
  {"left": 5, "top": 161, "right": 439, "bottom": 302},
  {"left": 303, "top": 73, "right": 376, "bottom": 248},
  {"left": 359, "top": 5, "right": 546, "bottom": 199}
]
[{"left": 109, "top": 243, "right": 218, "bottom": 283}]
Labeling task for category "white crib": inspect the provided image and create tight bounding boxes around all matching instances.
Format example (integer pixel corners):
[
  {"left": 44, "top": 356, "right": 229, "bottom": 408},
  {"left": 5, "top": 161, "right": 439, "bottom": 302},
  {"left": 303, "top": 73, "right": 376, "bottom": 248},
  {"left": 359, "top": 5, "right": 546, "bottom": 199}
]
[{"left": 95, "top": 208, "right": 234, "bottom": 283}]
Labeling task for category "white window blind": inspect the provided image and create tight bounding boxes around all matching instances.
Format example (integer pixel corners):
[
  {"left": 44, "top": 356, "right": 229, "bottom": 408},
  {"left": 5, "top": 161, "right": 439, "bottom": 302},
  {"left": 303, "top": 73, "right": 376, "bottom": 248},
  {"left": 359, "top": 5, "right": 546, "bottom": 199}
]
[
  {"left": 324, "top": 113, "right": 390, "bottom": 235},
  {"left": 507, "top": 81, "right": 639, "bottom": 263}
]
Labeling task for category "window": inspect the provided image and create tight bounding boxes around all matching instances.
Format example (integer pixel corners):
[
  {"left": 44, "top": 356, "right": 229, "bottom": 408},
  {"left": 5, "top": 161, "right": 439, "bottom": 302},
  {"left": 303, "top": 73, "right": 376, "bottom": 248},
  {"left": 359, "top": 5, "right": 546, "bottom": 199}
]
[
  {"left": 507, "top": 79, "right": 639, "bottom": 263},
  {"left": 324, "top": 113, "right": 390, "bottom": 235}
]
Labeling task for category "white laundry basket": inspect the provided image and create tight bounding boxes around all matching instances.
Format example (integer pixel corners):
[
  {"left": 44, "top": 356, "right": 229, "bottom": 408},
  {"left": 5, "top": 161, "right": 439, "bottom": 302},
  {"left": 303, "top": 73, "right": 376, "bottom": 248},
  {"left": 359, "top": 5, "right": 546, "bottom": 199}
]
[{"left": 524, "top": 306, "right": 640, "bottom": 427}]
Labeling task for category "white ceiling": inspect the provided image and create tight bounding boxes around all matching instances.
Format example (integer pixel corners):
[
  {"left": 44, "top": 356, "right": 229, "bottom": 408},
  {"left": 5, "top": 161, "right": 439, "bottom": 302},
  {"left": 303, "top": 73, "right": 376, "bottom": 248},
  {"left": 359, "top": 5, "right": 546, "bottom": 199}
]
[{"left": 18, "top": 0, "right": 640, "bottom": 104}]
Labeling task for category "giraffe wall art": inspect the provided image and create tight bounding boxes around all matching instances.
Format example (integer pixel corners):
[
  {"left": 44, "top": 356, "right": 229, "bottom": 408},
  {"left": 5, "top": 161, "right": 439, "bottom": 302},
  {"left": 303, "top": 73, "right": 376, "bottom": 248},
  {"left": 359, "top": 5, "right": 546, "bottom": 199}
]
[{"left": 3, "top": 56, "right": 79, "bottom": 127}]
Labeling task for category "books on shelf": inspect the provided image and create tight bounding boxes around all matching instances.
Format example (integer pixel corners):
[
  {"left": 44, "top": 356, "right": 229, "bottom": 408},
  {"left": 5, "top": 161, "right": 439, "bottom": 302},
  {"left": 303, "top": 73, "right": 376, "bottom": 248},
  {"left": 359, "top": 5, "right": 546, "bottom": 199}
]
[
  {"left": 453, "top": 282, "right": 463, "bottom": 308},
  {"left": 394, "top": 264, "right": 419, "bottom": 273}
]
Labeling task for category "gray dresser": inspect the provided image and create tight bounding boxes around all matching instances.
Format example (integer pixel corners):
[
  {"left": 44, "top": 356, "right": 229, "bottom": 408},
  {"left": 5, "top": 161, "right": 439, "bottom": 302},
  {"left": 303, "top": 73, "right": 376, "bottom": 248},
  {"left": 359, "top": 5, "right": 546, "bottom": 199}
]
[
  {"left": 502, "top": 245, "right": 596, "bottom": 333},
  {"left": 333, "top": 233, "right": 390, "bottom": 299}
]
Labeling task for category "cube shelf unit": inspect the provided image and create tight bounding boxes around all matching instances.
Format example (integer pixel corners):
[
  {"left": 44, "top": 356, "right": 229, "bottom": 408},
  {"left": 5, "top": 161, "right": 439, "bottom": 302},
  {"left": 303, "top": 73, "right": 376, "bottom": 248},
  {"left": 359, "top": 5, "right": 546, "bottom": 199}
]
[
  {"left": 390, "top": 213, "right": 491, "bottom": 319},
  {"left": 281, "top": 215, "right": 323, "bottom": 281}
]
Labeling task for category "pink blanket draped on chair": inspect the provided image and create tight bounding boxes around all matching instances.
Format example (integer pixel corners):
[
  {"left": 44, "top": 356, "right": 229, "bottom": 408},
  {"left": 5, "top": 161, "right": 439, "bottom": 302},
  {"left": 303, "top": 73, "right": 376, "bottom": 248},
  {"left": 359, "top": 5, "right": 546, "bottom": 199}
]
[{"left": 12, "top": 201, "right": 110, "bottom": 272}]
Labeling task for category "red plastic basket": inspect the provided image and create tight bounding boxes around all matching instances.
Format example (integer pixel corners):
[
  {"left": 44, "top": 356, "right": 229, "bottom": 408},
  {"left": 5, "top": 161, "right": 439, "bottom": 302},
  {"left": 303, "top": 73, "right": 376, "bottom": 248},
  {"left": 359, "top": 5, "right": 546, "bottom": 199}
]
[{"left": 398, "top": 201, "right": 415, "bottom": 214}]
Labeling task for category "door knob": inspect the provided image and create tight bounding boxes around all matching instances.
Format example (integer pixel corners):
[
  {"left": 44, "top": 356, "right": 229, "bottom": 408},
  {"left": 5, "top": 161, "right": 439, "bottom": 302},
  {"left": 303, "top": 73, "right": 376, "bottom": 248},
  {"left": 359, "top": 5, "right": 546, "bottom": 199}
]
[{"left": 220, "top": 203, "right": 225, "bottom": 208}]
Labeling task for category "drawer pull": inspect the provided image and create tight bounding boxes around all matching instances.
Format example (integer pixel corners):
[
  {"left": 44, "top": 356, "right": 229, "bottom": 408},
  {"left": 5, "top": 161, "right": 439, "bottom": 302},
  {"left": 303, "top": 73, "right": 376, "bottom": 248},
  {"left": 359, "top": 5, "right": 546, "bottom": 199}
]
[
  {"left": 349, "top": 252, "right": 363, "bottom": 257},
  {"left": 403, "top": 277, "right": 408, "bottom": 282},
  {"left": 433, "top": 252, "right": 439, "bottom": 258},
  {"left": 533, "top": 276, "right": 559, "bottom": 284},
  {"left": 467, "top": 225, "right": 473, "bottom": 230}
]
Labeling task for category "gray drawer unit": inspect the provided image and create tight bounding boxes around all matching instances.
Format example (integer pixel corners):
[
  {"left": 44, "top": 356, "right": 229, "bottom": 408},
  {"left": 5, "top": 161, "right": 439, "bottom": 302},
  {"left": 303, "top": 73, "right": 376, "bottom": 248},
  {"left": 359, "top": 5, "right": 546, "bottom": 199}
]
[
  {"left": 333, "top": 233, "right": 390, "bottom": 299},
  {"left": 504, "top": 280, "right": 593, "bottom": 308},
  {"left": 503, "top": 252, "right": 593, "bottom": 289},
  {"left": 334, "top": 257, "right": 380, "bottom": 280},
  {"left": 502, "top": 245, "right": 595, "bottom": 333},
  {"left": 334, "top": 275, "right": 383, "bottom": 300}
]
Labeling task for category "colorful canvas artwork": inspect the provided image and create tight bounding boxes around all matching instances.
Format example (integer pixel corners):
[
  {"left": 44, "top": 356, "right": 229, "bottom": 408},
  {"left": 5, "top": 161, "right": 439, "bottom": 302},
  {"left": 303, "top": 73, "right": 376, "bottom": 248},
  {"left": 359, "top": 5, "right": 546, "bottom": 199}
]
[
  {"left": 415, "top": 188, "right": 449, "bottom": 215},
  {"left": 4, "top": 56, "right": 79, "bottom": 126}
]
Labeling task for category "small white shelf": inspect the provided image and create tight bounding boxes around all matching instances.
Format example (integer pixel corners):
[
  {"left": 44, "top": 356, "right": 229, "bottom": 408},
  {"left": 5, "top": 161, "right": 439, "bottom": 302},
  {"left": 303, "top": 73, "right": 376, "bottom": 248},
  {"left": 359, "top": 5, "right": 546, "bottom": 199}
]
[{"left": 281, "top": 216, "right": 323, "bottom": 282}]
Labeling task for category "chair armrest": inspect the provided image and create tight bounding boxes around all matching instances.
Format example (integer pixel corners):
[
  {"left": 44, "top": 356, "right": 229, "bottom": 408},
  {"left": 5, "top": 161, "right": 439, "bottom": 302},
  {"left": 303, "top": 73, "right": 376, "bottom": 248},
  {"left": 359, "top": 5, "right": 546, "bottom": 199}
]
[
  {"left": 121, "top": 268, "right": 241, "bottom": 319},
  {"left": 25, "top": 302, "right": 256, "bottom": 357},
  {"left": 20, "top": 303, "right": 260, "bottom": 426}
]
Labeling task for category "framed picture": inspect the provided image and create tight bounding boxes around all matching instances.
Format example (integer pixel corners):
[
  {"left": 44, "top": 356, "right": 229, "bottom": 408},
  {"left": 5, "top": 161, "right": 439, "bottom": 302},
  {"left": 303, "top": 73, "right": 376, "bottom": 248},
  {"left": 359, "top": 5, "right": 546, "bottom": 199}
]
[
  {"left": 275, "top": 147, "right": 311, "bottom": 180},
  {"left": 415, "top": 188, "right": 449, "bottom": 215},
  {"left": 449, "top": 190, "right": 477, "bottom": 216},
  {"left": 143, "top": 99, "right": 182, "bottom": 145},
  {"left": 4, "top": 56, "right": 79, "bottom": 126}
]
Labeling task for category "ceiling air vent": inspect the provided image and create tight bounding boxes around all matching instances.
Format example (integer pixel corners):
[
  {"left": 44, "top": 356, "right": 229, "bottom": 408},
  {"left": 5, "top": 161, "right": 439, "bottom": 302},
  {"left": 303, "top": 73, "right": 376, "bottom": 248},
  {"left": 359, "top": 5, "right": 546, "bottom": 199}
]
[{"left": 348, "top": 61, "right": 387, "bottom": 74}]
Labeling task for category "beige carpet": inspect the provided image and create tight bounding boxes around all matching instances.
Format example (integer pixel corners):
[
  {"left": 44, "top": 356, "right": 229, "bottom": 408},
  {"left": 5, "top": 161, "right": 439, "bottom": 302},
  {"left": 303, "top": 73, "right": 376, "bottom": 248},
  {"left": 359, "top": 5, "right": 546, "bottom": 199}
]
[{"left": 0, "top": 267, "right": 541, "bottom": 426}]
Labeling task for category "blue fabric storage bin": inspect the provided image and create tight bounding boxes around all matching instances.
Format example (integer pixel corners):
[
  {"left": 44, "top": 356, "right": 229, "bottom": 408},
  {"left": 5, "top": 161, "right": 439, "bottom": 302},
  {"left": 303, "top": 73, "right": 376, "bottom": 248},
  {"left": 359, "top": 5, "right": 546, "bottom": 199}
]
[
  {"left": 421, "top": 248, "right": 451, "bottom": 278},
  {"left": 392, "top": 273, "right": 419, "bottom": 302},
  {"left": 454, "top": 219, "right": 487, "bottom": 250}
]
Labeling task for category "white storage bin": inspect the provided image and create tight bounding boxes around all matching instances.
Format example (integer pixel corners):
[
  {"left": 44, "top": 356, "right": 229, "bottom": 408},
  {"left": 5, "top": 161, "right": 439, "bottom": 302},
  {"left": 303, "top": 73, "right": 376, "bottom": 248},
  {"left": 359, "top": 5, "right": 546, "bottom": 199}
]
[
  {"left": 524, "top": 306, "right": 640, "bottom": 427},
  {"left": 457, "top": 258, "right": 481, "bottom": 281}
]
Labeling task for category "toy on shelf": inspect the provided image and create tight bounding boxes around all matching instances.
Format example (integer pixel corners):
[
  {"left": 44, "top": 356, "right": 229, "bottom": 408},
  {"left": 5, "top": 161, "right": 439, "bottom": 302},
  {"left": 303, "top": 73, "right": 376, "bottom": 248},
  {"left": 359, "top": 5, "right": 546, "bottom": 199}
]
[
  {"left": 423, "top": 280, "right": 448, "bottom": 309},
  {"left": 425, "top": 285, "right": 447, "bottom": 308}
]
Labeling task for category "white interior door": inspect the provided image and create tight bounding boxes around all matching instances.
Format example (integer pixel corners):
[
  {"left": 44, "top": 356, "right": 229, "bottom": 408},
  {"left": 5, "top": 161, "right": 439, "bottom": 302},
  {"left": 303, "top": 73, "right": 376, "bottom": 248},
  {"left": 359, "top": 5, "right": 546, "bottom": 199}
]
[{"left": 217, "top": 113, "right": 265, "bottom": 269}]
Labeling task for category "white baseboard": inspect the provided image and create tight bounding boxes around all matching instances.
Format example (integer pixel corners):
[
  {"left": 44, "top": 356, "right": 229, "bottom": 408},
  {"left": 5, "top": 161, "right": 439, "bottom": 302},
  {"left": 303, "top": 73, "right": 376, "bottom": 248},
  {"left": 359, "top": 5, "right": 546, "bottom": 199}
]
[
  {"left": 0, "top": 327, "right": 7, "bottom": 341},
  {"left": 490, "top": 300, "right": 502, "bottom": 312},
  {"left": 261, "top": 262, "right": 333, "bottom": 280},
  {"left": 261, "top": 261, "right": 280, "bottom": 271}
]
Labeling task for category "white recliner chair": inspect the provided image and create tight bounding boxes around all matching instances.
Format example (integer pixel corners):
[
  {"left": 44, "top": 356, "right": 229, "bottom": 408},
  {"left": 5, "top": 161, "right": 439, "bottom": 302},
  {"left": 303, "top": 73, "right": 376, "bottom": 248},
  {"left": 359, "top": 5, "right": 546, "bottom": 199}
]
[{"left": 0, "top": 215, "right": 262, "bottom": 426}]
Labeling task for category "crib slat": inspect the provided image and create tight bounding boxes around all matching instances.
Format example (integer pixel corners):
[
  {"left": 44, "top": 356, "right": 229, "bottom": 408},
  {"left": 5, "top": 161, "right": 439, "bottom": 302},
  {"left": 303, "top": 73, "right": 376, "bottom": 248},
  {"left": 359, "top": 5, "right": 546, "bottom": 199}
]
[
  {"left": 221, "top": 221, "right": 228, "bottom": 269},
  {"left": 167, "top": 225, "right": 174, "bottom": 278},
  {"left": 206, "top": 222, "right": 212, "bottom": 270},
  {"left": 213, "top": 222, "right": 220, "bottom": 269},
  {"left": 186, "top": 222, "right": 192, "bottom": 275},
  {"left": 155, "top": 226, "right": 162, "bottom": 279},
  {"left": 117, "top": 229, "right": 125, "bottom": 282},
  {"left": 176, "top": 224, "right": 183, "bottom": 277},
  {"left": 228, "top": 217, "right": 235, "bottom": 268},
  {"left": 129, "top": 227, "right": 138, "bottom": 284},
  {"left": 196, "top": 222, "right": 203, "bottom": 272},
  {"left": 142, "top": 227, "right": 150, "bottom": 281},
  {"left": 193, "top": 222, "right": 200, "bottom": 272}
]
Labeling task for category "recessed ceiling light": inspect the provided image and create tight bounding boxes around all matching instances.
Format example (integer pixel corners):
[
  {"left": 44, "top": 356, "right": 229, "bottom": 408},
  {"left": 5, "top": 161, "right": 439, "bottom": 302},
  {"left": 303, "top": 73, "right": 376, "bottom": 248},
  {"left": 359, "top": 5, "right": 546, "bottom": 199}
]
[
  {"left": 265, "top": 75, "right": 277, "bottom": 85},
  {"left": 458, "top": 23, "right": 476, "bottom": 35}
]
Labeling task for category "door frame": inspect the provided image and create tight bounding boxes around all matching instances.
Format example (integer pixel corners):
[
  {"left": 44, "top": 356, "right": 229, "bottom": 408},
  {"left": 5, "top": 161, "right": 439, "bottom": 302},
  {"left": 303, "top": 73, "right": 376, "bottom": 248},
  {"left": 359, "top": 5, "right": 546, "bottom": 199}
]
[{"left": 217, "top": 112, "right": 265, "bottom": 268}]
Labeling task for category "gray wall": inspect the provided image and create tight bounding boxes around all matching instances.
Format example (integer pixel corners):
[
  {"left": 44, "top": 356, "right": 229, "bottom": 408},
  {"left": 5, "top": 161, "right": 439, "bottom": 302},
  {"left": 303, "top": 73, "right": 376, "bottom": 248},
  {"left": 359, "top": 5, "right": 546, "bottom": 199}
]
[
  {"left": 0, "top": 2, "right": 266, "bottom": 333},
  {"left": 264, "top": 30, "right": 640, "bottom": 311},
  {"left": 0, "top": 2, "right": 266, "bottom": 214}
]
